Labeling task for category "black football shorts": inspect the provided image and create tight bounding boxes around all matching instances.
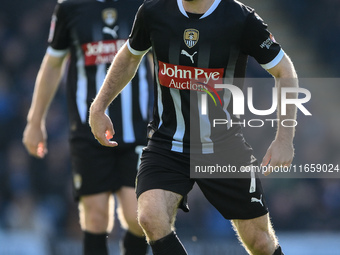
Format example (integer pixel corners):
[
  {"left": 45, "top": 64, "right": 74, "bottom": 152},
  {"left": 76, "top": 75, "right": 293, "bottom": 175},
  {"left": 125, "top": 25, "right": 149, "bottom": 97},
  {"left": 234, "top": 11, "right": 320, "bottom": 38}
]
[
  {"left": 136, "top": 144, "right": 268, "bottom": 220},
  {"left": 70, "top": 138, "right": 144, "bottom": 201}
]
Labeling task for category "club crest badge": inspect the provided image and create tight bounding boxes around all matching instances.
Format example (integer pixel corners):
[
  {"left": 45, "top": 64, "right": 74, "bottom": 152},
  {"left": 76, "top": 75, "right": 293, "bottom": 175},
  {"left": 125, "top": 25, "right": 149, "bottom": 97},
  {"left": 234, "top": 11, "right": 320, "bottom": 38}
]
[
  {"left": 102, "top": 8, "right": 117, "bottom": 26},
  {"left": 184, "top": 29, "right": 199, "bottom": 48},
  {"left": 73, "top": 173, "right": 82, "bottom": 190}
]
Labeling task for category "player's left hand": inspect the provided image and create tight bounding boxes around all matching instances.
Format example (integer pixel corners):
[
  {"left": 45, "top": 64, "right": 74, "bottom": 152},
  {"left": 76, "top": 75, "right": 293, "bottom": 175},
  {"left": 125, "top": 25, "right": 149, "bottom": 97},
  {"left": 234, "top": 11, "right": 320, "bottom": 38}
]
[{"left": 261, "top": 138, "right": 294, "bottom": 176}]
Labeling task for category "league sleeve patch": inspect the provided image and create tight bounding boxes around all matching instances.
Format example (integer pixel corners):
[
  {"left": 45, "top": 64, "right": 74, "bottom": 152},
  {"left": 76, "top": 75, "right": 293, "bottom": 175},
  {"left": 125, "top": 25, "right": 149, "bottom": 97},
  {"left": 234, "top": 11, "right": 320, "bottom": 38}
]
[{"left": 259, "top": 33, "right": 276, "bottom": 49}]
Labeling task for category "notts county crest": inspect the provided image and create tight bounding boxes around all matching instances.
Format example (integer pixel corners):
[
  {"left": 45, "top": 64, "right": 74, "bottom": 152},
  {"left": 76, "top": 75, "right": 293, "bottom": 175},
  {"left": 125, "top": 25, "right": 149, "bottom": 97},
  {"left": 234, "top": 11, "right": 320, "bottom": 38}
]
[
  {"left": 73, "top": 173, "right": 82, "bottom": 190},
  {"left": 184, "top": 29, "right": 199, "bottom": 48},
  {"left": 102, "top": 8, "right": 117, "bottom": 26}
]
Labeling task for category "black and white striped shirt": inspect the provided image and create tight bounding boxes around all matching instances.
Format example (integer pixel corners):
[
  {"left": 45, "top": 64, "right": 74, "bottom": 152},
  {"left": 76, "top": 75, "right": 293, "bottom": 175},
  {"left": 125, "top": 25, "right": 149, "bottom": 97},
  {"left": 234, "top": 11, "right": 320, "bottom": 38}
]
[
  {"left": 128, "top": 0, "right": 283, "bottom": 153},
  {"left": 47, "top": 0, "right": 152, "bottom": 144}
]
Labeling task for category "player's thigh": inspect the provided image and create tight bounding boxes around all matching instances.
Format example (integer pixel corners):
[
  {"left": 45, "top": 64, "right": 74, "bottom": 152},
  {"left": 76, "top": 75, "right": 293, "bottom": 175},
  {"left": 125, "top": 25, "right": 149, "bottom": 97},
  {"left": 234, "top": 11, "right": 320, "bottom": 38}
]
[
  {"left": 115, "top": 186, "right": 139, "bottom": 226},
  {"left": 135, "top": 145, "right": 193, "bottom": 231},
  {"left": 138, "top": 189, "right": 183, "bottom": 226},
  {"left": 79, "top": 192, "right": 113, "bottom": 231},
  {"left": 136, "top": 146, "right": 194, "bottom": 200},
  {"left": 80, "top": 192, "right": 112, "bottom": 212},
  {"left": 231, "top": 213, "right": 278, "bottom": 247}
]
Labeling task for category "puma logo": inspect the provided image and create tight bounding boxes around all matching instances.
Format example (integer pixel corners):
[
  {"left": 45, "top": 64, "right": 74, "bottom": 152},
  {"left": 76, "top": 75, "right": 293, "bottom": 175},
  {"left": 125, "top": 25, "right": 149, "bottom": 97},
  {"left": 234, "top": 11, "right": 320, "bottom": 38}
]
[
  {"left": 181, "top": 49, "right": 197, "bottom": 63},
  {"left": 102, "top": 25, "right": 119, "bottom": 39},
  {"left": 251, "top": 194, "right": 264, "bottom": 207}
]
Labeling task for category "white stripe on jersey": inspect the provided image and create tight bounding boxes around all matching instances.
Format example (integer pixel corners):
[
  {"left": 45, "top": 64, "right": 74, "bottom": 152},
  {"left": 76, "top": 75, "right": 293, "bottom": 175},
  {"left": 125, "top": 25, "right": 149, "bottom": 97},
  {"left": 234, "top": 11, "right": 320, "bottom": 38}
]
[
  {"left": 218, "top": 48, "right": 240, "bottom": 130},
  {"left": 197, "top": 93, "right": 214, "bottom": 154},
  {"left": 170, "top": 88, "right": 185, "bottom": 153},
  {"left": 155, "top": 62, "right": 164, "bottom": 129},
  {"left": 138, "top": 58, "right": 149, "bottom": 121},
  {"left": 75, "top": 43, "right": 88, "bottom": 123},
  {"left": 121, "top": 82, "right": 136, "bottom": 143},
  {"left": 222, "top": 89, "right": 232, "bottom": 130}
]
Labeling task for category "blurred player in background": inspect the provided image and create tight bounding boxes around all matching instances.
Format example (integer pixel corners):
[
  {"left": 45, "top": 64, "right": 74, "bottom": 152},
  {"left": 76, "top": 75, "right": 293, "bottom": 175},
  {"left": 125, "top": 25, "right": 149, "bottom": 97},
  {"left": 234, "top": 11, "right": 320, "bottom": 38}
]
[{"left": 22, "top": 0, "right": 152, "bottom": 254}]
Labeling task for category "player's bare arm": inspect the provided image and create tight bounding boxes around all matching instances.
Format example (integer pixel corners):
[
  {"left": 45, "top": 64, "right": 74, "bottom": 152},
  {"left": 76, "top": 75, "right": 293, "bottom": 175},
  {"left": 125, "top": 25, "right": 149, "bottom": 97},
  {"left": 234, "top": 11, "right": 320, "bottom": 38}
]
[
  {"left": 23, "top": 53, "right": 68, "bottom": 158},
  {"left": 262, "top": 53, "right": 298, "bottom": 174},
  {"left": 89, "top": 43, "right": 144, "bottom": 147}
]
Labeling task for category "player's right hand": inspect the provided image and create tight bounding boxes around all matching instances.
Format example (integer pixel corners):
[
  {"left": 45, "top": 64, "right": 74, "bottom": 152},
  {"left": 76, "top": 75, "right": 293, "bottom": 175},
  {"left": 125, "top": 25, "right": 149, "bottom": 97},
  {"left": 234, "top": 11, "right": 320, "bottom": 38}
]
[
  {"left": 22, "top": 123, "right": 48, "bottom": 158},
  {"left": 261, "top": 138, "right": 294, "bottom": 176},
  {"left": 88, "top": 108, "right": 118, "bottom": 147}
]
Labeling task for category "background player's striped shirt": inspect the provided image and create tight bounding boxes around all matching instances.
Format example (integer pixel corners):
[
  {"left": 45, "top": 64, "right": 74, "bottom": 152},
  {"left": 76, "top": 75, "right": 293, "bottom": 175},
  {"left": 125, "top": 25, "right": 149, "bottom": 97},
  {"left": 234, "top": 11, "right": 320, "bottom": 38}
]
[{"left": 48, "top": 0, "right": 152, "bottom": 144}]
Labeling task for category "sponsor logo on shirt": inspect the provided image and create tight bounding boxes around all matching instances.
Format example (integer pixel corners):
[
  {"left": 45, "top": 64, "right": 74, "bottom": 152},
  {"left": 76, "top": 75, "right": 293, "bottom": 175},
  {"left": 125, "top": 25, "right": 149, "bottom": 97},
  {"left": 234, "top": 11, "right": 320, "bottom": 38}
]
[
  {"left": 181, "top": 49, "right": 197, "bottom": 64},
  {"left": 82, "top": 39, "right": 126, "bottom": 66},
  {"left": 103, "top": 26, "right": 119, "bottom": 39},
  {"left": 158, "top": 61, "right": 224, "bottom": 91}
]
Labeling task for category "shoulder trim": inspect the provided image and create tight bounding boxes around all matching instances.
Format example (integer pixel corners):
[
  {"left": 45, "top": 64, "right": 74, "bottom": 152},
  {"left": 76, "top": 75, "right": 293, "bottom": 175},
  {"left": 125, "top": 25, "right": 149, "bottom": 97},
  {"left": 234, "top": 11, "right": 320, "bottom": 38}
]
[
  {"left": 261, "top": 49, "right": 284, "bottom": 70},
  {"left": 201, "top": 0, "right": 221, "bottom": 19},
  {"left": 46, "top": 46, "right": 69, "bottom": 57},
  {"left": 127, "top": 40, "right": 151, "bottom": 55}
]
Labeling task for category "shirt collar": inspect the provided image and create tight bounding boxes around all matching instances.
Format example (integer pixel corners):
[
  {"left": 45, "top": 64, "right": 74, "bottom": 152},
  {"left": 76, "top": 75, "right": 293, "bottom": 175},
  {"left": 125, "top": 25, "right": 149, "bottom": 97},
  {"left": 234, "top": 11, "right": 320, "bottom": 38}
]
[{"left": 177, "top": 0, "right": 221, "bottom": 19}]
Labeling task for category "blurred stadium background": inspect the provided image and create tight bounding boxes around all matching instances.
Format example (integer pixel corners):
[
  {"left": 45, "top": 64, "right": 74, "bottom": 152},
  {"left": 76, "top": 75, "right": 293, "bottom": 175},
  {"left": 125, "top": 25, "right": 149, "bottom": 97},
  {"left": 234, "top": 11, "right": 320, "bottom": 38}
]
[{"left": 0, "top": 0, "right": 339, "bottom": 254}]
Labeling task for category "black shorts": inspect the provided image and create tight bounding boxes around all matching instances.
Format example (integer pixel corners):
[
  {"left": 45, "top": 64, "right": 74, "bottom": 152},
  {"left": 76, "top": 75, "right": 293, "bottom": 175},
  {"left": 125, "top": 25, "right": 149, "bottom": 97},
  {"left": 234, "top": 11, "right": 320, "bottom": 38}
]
[
  {"left": 70, "top": 138, "right": 144, "bottom": 201},
  {"left": 136, "top": 144, "right": 268, "bottom": 220}
]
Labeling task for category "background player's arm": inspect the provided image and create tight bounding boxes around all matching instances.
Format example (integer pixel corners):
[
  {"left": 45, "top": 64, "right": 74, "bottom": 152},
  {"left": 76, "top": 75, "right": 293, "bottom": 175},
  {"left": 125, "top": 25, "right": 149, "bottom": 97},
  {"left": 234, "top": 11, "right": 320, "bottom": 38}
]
[
  {"left": 261, "top": 53, "right": 298, "bottom": 174},
  {"left": 23, "top": 53, "right": 68, "bottom": 158},
  {"left": 89, "top": 43, "right": 144, "bottom": 147}
]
